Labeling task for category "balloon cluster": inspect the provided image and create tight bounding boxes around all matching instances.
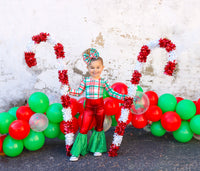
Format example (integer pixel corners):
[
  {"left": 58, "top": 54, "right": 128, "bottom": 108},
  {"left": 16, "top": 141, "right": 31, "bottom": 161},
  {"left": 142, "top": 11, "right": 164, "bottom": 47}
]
[
  {"left": 0, "top": 92, "right": 80, "bottom": 157},
  {"left": 3, "top": 82, "right": 199, "bottom": 157},
  {"left": 144, "top": 91, "right": 200, "bottom": 143},
  {"left": 0, "top": 82, "right": 144, "bottom": 157}
]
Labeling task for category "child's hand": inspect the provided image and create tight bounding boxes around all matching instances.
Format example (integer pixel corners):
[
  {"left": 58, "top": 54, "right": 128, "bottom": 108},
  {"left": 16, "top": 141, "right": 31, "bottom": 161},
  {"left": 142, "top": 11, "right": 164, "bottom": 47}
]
[{"left": 60, "top": 84, "right": 71, "bottom": 92}]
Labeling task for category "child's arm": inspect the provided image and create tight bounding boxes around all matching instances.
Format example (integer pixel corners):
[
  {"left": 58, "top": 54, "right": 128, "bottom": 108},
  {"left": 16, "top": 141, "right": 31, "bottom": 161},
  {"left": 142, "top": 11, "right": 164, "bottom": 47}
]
[
  {"left": 69, "top": 79, "right": 86, "bottom": 97},
  {"left": 104, "top": 80, "right": 126, "bottom": 100}
]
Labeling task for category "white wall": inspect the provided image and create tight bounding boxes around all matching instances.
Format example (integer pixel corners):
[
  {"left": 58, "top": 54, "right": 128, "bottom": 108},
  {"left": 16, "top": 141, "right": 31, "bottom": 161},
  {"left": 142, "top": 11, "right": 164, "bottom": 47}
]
[{"left": 1, "top": 0, "right": 200, "bottom": 112}]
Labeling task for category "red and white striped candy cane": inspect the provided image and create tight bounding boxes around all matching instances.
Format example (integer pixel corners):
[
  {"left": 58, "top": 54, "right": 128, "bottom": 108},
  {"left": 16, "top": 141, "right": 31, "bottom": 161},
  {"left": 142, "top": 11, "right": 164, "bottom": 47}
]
[
  {"left": 24, "top": 32, "right": 74, "bottom": 156},
  {"left": 108, "top": 38, "right": 177, "bottom": 157}
]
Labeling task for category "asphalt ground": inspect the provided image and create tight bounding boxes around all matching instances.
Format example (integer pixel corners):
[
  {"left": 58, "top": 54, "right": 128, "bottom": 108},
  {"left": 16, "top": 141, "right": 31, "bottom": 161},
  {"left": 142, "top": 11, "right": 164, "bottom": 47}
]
[{"left": 1, "top": 126, "right": 200, "bottom": 171}]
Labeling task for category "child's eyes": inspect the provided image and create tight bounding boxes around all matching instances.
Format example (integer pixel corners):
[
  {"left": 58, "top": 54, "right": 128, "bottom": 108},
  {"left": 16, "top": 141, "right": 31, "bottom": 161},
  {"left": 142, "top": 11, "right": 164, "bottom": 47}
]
[{"left": 90, "top": 67, "right": 100, "bottom": 69}]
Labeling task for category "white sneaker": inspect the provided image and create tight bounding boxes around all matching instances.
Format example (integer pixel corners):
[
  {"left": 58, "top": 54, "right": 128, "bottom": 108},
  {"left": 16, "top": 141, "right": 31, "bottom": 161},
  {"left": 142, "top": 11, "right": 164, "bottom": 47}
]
[
  {"left": 94, "top": 152, "right": 102, "bottom": 157},
  {"left": 69, "top": 155, "right": 79, "bottom": 161}
]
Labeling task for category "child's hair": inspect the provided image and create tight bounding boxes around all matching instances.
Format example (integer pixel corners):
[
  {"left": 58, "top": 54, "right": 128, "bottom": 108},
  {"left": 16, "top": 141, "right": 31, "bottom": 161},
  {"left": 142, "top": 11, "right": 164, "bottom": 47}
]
[
  {"left": 90, "top": 57, "right": 104, "bottom": 65},
  {"left": 83, "top": 48, "right": 103, "bottom": 65}
]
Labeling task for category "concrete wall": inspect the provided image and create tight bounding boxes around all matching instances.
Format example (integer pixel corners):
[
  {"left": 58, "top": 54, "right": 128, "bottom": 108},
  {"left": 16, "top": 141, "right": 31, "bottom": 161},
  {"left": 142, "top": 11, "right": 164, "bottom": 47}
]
[{"left": 1, "top": 0, "right": 200, "bottom": 112}]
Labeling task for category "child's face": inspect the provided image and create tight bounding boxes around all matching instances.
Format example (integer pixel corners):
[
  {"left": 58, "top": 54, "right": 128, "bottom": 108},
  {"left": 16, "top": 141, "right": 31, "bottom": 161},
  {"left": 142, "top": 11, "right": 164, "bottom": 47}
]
[{"left": 87, "top": 60, "right": 104, "bottom": 79}]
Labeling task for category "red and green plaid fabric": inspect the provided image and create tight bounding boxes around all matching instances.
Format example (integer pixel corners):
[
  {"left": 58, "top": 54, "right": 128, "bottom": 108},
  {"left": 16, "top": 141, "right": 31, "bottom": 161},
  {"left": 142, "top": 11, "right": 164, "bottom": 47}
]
[{"left": 69, "top": 77, "right": 126, "bottom": 100}]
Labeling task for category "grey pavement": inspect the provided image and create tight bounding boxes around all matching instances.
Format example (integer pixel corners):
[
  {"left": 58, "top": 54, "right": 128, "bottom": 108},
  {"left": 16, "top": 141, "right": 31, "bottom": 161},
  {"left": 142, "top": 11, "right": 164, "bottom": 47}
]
[{"left": 1, "top": 126, "right": 200, "bottom": 171}]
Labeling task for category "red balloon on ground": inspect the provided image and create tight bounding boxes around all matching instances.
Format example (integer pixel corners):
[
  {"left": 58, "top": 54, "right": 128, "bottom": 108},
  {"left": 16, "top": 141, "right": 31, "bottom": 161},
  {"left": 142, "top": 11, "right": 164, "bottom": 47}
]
[
  {"left": 144, "top": 105, "right": 162, "bottom": 122},
  {"left": 104, "top": 97, "right": 119, "bottom": 116},
  {"left": 115, "top": 106, "right": 132, "bottom": 124},
  {"left": 9, "top": 120, "right": 30, "bottom": 140},
  {"left": 176, "top": 97, "right": 184, "bottom": 103},
  {"left": 0, "top": 139, "right": 2, "bottom": 153},
  {"left": 16, "top": 106, "right": 35, "bottom": 122},
  {"left": 161, "top": 111, "right": 181, "bottom": 132},
  {"left": 0, "top": 135, "right": 7, "bottom": 152},
  {"left": 0, "top": 135, "right": 7, "bottom": 142},
  {"left": 77, "top": 97, "right": 86, "bottom": 114},
  {"left": 132, "top": 114, "right": 148, "bottom": 129},
  {"left": 195, "top": 99, "right": 200, "bottom": 114},
  {"left": 70, "top": 98, "right": 79, "bottom": 117},
  {"left": 78, "top": 112, "right": 96, "bottom": 130},
  {"left": 145, "top": 91, "right": 158, "bottom": 106},
  {"left": 60, "top": 117, "right": 79, "bottom": 134},
  {"left": 111, "top": 82, "right": 128, "bottom": 103}
]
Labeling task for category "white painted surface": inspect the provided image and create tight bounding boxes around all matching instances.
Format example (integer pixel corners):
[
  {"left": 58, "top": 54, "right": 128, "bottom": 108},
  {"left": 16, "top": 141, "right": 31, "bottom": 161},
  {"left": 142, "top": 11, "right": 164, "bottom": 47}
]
[{"left": 1, "top": 0, "right": 200, "bottom": 112}]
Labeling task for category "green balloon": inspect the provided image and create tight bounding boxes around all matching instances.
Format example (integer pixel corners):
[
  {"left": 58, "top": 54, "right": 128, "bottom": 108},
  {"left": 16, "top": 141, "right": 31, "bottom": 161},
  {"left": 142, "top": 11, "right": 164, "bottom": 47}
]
[
  {"left": 0, "top": 112, "right": 15, "bottom": 134},
  {"left": 158, "top": 93, "right": 177, "bottom": 113},
  {"left": 46, "top": 103, "right": 63, "bottom": 123},
  {"left": 57, "top": 131, "right": 65, "bottom": 140},
  {"left": 190, "top": 115, "right": 200, "bottom": 134},
  {"left": 136, "top": 85, "right": 143, "bottom": 92},
  {"left": 173, "top": 121, "right": 193, "bottom": 143},
  {"left": 103, "top": 89, "right": 110, "bottom": 99},
  {"left": 151, "top": 121, "right": 166, "bottom": 137},
  {"left": 3, "top": 136, "right": 24, "bottom": 157},
  {"left": 8, "top": 107, "right": 19, "bottom": 119},
  {"left": 28, "top": 92, "right": 49, "bottom": 113},
  {"left": 23, "top": 130, "right": 45, "bottom": 151},
  {"left": 43, "top": 122, "right": 60, "bottom": 138},
  {"left": 111, "top": 115, "right": 118, "bottom": 126},
  {"left": 176, "top": 99, "right": 196, "bottom": 120}
]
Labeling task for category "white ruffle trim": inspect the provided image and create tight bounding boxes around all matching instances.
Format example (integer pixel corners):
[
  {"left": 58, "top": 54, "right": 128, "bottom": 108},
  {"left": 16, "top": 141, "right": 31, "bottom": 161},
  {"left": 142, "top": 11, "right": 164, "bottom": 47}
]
[
  {"left": 57, "top": 58, "right": 67, "bottom": 71},
  {"left": 128, "top": 84, "right": 137, "bottom": 98},
  {"left": 46, "top": 36, "right": 57, "bottom": 46},
  {"left": 62, "top": 107, "right": 72, "bottom": 121},
  {"left": 168, "top": 50, "right": 177, "bottom": 61},
  {"left": 118, "top": 108, "right": 129, "bottom": 122},
  {"left": 134, "top": 61, "right": 142, "bottom": 72},
  {"left": 65, "top": 133, "right": 74, "bottom": 146},
  {"left": 147, "top": 40, "right": 159, "bottom": 50},
  {"left": 26, "top": 40, "right": 35, "bottom": 52},
  {"left": 113, "top": 133, "right": 123, "bottom": 146}
]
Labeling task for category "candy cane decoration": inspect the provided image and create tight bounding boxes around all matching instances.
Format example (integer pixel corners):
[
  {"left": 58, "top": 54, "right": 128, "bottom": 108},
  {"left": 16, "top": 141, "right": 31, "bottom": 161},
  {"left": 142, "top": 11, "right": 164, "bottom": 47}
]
[
  {"left": 24, "top": 32, "right": 74, "bottom": 156},
  {"left": 108, "top": 38, "right": 177, "bottom": 157}
]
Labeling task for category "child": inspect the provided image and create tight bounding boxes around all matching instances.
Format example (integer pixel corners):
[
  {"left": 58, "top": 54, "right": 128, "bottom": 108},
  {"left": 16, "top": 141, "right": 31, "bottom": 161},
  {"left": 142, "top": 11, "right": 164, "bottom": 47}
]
[{"left": 68, "top": 48, "right": 126, "bottom": 161}]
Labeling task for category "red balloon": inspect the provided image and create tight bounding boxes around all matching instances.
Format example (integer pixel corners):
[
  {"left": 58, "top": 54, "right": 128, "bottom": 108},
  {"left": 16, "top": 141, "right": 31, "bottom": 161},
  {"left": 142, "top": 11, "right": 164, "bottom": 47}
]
[
  {"left": 195, "top": 99, "right": 200, "bottom": 114},
  {"left": 144, "top": 105, "right": 162, "bottom": 122},
  {"left": 111, "top": 82, "right": 128, "bottom": 103},
  {"left": 115, "top": 106, "right": 132, "bottom": 124},
  {"left": 145, "top": 91, "right": 158, "bottom": 106},
  {"left": 0, "top": 135, "right": 7, "bottom": 152},
  {"left": 78, "top": 112, "right": 96, "bottom": 130},
  {"left": 77, "top": 97, "right": 86, "bottom": 114},
  {"left": 70, "top": 98, "right": 79, "bottom": 117},
  {"left": 132, "top": 114, "right": 148, "bottom": 129},
  {"left": 60, "top": 117, "right": 79, "bottom": 134},
  {"left": 104, "top": 97, "right": 119, "bottom": 116},
  {"left": 0, "top": 135, "right": 7, "bottom": 142},
  {"left": 161, "top": 112, "right": 181, "bottom": 132},
  {"left": 16, "top": 106, "right": 35, "bottom": 122},
  {"left": 0, "top": 139, "right": 2, "bottom": 153},
  {"left": 9, "top": 120, "right": 30, "bottom": 140},
  {"left": 0, "top": 135, "right": 7, "bottom": 153},
  {"left": 176, "top": 97, "right": 184, "bottom": 103}
]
